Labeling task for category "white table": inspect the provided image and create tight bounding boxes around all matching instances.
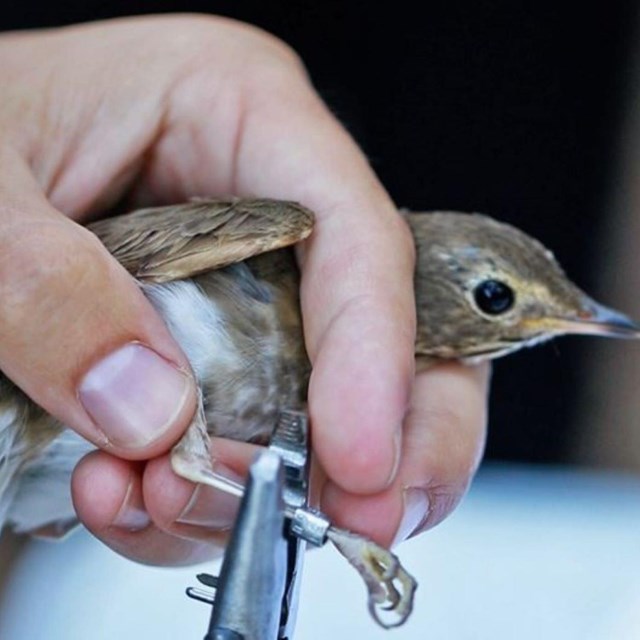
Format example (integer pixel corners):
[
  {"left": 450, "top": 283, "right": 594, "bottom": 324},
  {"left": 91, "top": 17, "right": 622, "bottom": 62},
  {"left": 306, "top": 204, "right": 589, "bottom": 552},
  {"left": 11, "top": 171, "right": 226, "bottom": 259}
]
[{"left": 1, "top": 464, "right": 639, "bottom": 640}]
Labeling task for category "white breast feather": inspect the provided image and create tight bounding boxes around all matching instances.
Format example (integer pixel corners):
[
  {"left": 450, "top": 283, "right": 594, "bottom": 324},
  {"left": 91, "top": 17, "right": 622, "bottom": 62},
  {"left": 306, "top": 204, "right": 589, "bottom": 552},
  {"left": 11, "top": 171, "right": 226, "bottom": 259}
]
[{"left": 143, "top": 280, "right": 238, "bottom": 381}]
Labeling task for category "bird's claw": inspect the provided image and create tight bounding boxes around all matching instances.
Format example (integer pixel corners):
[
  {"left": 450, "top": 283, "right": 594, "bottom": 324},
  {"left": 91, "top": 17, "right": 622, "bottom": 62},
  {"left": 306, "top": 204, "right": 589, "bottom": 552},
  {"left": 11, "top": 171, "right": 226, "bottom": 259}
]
[{"left": 327, "top": 526, "right": 417, "bottom": 628}]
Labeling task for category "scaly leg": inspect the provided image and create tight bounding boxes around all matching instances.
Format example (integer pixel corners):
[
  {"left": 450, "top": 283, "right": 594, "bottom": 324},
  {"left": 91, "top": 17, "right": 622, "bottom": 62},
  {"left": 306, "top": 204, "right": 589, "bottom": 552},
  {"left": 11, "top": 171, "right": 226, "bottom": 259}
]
[{"left": 170, "top": 392, "right": 243, "bottom": 499}]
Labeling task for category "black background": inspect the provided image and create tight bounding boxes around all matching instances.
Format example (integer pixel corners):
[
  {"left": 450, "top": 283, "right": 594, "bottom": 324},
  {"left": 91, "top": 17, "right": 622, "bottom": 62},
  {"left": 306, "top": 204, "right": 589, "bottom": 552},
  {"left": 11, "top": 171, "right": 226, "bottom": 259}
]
[{"left": 2, "top": 2, "right": 636, "bottom": 463}]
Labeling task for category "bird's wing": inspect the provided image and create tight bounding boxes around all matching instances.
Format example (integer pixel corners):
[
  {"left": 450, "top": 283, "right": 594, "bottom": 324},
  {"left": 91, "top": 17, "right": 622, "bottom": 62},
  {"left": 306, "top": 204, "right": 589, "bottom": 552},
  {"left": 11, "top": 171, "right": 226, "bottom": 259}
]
[{"left": 88, "top": 198, "right": 315, "bottom": 283}]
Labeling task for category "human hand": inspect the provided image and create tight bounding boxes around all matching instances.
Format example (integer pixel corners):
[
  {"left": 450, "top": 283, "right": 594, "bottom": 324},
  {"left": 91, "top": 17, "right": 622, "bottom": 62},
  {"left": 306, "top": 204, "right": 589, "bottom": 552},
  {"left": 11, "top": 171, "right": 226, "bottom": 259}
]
[{"left": 0, "top": 14, "right": 489, "bottom": 563}]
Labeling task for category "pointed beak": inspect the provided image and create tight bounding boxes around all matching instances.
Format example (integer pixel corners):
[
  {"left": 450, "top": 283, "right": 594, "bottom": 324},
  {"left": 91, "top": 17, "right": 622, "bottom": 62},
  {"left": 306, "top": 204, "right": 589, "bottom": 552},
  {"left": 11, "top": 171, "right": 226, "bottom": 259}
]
[{"left": 547, "top": 301, "right": 640, "bottom": 339}]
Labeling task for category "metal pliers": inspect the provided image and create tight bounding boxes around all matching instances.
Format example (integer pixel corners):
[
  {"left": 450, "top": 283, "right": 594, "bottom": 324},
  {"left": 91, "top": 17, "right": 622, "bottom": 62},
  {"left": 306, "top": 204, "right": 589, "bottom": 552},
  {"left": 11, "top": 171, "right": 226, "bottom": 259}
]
[{"left": 186, "top": 411, "right": 328, "bottom": 640}]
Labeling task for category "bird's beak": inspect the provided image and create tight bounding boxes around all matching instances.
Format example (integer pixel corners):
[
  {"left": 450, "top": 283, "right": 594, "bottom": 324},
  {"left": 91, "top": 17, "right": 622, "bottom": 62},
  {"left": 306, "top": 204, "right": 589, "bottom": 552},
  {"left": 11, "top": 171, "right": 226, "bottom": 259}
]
[{"left": 544, "top": 300, "right": 640, "bottom": 338}]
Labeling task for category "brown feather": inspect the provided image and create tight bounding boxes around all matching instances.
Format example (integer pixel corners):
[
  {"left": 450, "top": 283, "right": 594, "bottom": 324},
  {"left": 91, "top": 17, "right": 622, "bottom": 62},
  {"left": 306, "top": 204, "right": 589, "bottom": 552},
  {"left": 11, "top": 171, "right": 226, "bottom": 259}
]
[{"left": 88, "top": 198, "right": 314, "bottom": 283}]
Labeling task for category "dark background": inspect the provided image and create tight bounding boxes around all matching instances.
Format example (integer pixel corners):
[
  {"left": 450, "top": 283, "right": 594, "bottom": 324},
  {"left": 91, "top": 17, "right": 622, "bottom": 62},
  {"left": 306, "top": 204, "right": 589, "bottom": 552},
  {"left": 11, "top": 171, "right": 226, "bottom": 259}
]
[{"left": 1, "top": 3, "right": 636, "bottom": 463}]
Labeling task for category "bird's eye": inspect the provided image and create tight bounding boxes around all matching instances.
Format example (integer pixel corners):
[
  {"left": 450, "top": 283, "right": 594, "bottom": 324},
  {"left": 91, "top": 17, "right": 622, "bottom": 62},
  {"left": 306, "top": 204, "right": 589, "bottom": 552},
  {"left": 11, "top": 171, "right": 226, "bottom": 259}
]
[{"left": 473, "top": 279, "right": 515, "bottom": 315}]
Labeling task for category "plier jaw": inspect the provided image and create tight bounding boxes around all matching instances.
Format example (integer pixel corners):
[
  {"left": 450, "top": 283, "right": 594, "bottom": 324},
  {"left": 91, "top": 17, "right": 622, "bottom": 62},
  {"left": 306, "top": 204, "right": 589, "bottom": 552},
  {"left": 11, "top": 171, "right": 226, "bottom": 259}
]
[{"left": 187, "top": 411, "right": 320, "bottom": 640}]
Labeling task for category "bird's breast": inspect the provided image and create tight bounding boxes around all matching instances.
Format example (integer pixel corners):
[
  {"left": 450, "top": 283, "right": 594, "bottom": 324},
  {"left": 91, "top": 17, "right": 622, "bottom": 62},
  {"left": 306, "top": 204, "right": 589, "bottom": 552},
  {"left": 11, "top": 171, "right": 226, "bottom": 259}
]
[{"left": 142, "top": 266, "right": 309, "bottom": 443}]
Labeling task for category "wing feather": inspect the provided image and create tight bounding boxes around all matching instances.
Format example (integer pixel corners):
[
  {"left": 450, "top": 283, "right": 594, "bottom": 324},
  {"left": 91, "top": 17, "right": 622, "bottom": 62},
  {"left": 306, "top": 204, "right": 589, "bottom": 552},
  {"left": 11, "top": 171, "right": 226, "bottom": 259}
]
[{"left": 88, "top": 198, "right": 315, "bottom": 283}]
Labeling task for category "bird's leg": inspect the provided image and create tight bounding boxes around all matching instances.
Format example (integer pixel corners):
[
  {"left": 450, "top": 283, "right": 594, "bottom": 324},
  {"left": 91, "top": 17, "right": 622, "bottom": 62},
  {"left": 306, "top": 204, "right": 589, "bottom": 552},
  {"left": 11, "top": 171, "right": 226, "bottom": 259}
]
[
  {"left": 326, "top": 528, "right": 417, "bottom": 628},
  {"left": 170, "top": 391, "right": 244, "bottom": 499}
]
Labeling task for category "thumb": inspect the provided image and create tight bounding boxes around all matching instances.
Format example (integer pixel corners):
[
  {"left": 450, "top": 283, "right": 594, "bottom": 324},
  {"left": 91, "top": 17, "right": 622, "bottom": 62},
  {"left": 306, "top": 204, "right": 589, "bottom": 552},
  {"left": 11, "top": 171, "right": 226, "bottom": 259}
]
[{"left": 0, "top": 153, "right": 197, "bottom": 458}]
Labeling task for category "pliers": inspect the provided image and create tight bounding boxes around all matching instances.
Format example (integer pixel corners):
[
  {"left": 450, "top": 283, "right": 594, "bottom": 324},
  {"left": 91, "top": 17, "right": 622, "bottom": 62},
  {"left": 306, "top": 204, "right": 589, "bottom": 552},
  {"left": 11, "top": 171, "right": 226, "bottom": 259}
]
[{"left": 186, "top": 411, "right": 328, "bottom": 640}]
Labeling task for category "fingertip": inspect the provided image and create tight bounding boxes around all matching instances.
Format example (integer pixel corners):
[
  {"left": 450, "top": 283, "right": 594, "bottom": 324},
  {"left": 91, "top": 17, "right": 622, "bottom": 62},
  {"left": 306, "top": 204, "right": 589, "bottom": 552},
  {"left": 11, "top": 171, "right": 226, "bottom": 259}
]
[
  {"left": 393, "top": 361, "right": 491, "bottom": 536},
  {"left": 72, "top": 451, "right": 146, "bottom": 533}
]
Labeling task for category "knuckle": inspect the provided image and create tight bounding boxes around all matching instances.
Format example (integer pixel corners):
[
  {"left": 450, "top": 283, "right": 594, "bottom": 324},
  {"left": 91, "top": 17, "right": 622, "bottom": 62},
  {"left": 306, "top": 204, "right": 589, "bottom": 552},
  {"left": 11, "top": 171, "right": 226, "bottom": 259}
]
[
  {"left": 172, "top": 14, "right": 305, "bottom": 74},
  {"left": 192, "top": 15, "right": 308, "bottom": 86},
  {"left": 226, "top": 21, "right": 305, "bottom": 76}
]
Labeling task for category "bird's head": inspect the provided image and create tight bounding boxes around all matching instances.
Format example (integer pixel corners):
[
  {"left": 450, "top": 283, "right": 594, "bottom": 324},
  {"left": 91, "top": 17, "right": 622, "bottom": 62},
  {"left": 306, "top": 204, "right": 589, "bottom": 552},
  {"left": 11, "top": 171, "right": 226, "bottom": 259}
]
[{"left": 407, "top": 211, "right": 639, "bottom": 364}]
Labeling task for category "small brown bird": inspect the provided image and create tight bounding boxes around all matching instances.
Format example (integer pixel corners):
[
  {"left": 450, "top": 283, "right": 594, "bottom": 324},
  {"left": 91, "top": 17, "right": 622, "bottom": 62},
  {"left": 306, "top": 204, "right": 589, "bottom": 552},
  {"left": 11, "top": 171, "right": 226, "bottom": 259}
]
[{"left": 0, "top": 198, "right": 637, "bottom": 535}]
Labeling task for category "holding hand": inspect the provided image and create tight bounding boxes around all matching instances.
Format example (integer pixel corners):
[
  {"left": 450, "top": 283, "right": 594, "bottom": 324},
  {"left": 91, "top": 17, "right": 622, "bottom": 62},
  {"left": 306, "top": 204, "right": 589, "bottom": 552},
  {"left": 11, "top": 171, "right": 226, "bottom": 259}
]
[{"left": 0, "top": 15, "right": 489, "bottom": 563}]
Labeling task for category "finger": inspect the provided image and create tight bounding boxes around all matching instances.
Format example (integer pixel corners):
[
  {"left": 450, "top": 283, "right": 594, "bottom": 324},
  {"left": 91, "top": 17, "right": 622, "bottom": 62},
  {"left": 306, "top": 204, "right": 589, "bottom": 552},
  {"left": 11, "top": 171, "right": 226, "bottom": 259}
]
[
  {"left": 320, "top": 362, "right": 490, "bottom": 547},
  {"left": 72, "top": 451, "right": 221, "bottom": 565},
  {"left": 0, "top": 150, "right": 197, "bottom": 458},
  {"left": 141, "top": 37, "right": 416, "bottom": 494},
  {"left": 231, "top": 84, "right": 418, "bottom": 495}
]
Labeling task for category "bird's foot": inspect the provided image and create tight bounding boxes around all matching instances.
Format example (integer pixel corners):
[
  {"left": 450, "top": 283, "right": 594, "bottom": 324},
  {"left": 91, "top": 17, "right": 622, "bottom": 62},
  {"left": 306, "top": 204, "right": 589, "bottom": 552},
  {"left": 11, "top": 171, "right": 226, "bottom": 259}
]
[{"left": 327, "top": 526, "right": 417, "bottom": 628}]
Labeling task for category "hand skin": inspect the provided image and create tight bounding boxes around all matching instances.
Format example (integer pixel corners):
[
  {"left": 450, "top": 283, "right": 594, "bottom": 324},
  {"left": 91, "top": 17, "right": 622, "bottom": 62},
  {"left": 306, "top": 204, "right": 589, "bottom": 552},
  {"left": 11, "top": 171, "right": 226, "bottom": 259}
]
[{"left": 0, "top": 14, "right": 489, "bottom": 564}]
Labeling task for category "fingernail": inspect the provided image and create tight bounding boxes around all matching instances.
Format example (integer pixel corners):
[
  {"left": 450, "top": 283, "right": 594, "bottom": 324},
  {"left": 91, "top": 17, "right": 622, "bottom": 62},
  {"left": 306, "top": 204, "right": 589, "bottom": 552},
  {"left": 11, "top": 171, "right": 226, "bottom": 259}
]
[
  {"left": 177, "top": 465, "right": 243, "bottom": 530},
  {"left": 113, "top": 481, "right": 150, "bottom": 532},
  {"left": 391, "top": 488, "right": 430, "bottom": 548},
  {"left": 79, "top": 343, "right": 194, "bottom": 449}
]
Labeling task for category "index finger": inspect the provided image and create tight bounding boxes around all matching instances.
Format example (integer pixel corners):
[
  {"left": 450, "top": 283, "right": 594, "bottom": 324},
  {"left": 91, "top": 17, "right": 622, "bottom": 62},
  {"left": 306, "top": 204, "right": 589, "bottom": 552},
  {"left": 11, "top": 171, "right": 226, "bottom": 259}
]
[{"left": 156, "top": 36, "right": 417, "bottom": 494}]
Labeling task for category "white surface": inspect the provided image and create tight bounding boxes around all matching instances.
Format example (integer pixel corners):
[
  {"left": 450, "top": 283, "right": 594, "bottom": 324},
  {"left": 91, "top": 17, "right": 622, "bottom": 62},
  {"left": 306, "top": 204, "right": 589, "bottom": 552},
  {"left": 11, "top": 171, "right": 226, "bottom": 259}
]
[{"left": 1, "top": 464, "right": 640, "bottom": 639}]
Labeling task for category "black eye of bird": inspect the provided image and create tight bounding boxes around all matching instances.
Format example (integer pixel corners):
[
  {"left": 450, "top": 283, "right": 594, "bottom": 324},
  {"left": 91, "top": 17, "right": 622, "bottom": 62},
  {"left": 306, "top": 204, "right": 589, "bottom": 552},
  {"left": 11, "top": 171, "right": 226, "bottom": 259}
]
[{"left": 473, "top": 280, "right": 515, "bottom": 315}]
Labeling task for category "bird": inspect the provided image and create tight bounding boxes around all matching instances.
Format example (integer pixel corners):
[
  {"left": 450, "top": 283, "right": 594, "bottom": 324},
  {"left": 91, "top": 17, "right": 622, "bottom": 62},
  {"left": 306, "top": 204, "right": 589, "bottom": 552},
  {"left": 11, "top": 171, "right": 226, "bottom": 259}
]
[{"left": 0, "top": 198, "right": 637, "bottom": 536}]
